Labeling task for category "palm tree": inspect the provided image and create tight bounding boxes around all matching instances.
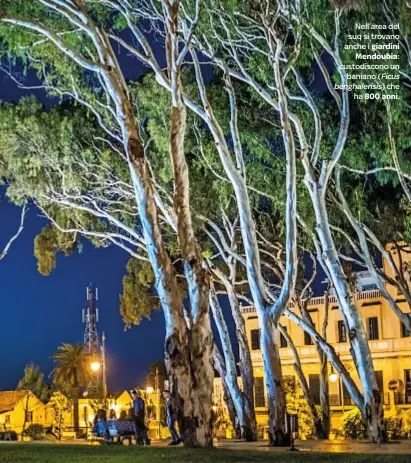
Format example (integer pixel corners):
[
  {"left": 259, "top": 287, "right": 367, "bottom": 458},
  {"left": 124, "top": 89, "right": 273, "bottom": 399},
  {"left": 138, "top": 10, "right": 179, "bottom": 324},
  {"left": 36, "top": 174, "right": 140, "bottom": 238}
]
[
  {"left": 51, "top": 344, "right": 89, "bottom": 433},
  {"left": 17, "top": 363, "right": 50, "bottom": 439}
]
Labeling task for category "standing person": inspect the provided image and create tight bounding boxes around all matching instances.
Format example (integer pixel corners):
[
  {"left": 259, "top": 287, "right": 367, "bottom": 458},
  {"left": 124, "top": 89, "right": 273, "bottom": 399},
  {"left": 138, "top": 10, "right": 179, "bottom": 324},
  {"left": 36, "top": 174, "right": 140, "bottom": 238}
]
[
  {"left": 130, "top": 390, "right": 150, "bottom": 445},
  {"left": 163, "top": 391, "right": 182, "bottom": 445}
]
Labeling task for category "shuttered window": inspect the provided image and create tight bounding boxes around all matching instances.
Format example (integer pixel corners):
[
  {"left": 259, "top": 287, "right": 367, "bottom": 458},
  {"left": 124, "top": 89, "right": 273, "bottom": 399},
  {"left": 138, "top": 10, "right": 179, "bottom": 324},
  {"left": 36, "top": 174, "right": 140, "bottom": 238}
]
[
  {"left": 251, "top": 329, "right": 260, "bottom": 350},
  {"left": 338, "top": 320, "right": 347, "bottom": 343},
  {"left": 254, "top": 377, "right": 265, "bottom": 407},
  {"left": 368, "top": 317, "right": 379, "bottom": 340},
  {"left": 309, "top": 374, "right": 321, "bottom": 405},
  {"left": 280, "top": 327, "right": 288, "bottom": 348}
]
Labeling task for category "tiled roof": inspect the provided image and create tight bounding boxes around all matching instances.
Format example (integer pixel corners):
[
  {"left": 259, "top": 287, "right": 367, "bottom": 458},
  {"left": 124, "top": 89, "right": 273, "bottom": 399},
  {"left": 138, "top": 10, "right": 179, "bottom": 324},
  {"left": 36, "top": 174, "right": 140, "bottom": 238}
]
[{"left": 0, "top": 391, "right": 27, "bottom": 413}]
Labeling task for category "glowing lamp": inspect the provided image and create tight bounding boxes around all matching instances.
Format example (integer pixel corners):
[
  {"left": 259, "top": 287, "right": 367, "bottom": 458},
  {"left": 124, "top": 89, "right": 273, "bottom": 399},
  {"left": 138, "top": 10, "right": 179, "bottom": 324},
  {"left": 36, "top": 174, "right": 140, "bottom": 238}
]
[
  {"left": 146, "top": 386, "right": 154, "bottom": 394},
  {"left": 211, "top": 405, "right": 217, "bottom": 412},
  {"left": 90, "top": 361, "right": 101, "bottom": 372},
  {"left": 329, "top": 365, "right": 338, "bottom": 383}
]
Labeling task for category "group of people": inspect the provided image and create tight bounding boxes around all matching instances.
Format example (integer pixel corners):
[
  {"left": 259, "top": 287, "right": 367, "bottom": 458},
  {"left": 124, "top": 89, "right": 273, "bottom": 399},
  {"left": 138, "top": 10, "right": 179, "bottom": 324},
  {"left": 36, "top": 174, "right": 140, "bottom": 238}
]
[{"left": 92, "top": 389, "right": 182, "bottom": 446}]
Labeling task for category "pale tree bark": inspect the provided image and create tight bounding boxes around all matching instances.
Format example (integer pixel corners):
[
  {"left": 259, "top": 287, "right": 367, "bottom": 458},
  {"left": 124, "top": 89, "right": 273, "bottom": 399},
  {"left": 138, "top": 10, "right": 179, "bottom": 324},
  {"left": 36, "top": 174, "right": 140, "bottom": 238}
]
[
  {"left": 164, "top": 0, "right": 213, "bottom": 446},
  {"left": 278, "top": 324, "right": 323, "bottom": 439},
  {"left": 212, "top": 345, "right": 237, "bottom": 434},
  {"left": 206, "top": 222, "right": 256, "bottom": 441},
  {"left": 192, "top": 2, "right": 386, "bottom": 442},
  {"left": 334, "top": 170, "right": 411, "bottom": 334},
  {"left": 1, "top": 1, "right": 213, "bottom": 446},
  {"left": 0, "top": 204, "right": 26, "bottom": 262},
  {"left": 209, "top": 284, "right": 256, "bottom": 441}
]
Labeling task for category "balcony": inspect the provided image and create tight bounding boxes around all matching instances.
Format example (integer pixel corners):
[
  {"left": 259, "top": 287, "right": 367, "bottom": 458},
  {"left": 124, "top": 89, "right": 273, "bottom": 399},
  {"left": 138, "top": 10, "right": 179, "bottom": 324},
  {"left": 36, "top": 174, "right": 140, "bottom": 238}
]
[{"left": 240, "top": 289, "right": 383, "bottom": 314}]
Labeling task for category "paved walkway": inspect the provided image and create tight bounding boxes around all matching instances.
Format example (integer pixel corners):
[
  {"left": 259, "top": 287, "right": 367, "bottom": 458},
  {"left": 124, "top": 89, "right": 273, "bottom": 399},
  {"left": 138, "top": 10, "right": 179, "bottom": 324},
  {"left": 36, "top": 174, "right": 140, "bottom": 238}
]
[{"left": 216, "top": 439, "right": 411, "bottom": 454}]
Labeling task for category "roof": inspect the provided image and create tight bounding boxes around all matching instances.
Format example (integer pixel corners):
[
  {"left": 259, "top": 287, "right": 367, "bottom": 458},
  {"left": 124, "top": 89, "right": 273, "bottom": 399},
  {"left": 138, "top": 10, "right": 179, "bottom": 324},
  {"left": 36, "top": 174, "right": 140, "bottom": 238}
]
[{"left": 0, "top": 391, "right": 28, "bottom": 413}]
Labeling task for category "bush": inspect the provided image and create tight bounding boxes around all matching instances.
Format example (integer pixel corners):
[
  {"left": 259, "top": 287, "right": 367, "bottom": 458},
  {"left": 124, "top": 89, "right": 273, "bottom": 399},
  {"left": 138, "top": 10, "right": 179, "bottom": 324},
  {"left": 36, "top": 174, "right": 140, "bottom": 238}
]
[
  {"left": 341, "top": 408, "right": 366, "bottom": 439},
  {"left": 24, "top": 424, "right": 45, "bottom": 441},
  {"left": 386, "top": 417, "right": 403, "bottom": 440}
]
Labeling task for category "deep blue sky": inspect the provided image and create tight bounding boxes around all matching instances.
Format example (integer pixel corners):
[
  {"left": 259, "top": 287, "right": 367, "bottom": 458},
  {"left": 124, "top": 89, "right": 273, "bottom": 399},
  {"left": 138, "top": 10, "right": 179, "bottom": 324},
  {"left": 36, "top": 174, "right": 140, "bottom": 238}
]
[{"left": 0, "top": 201, "right": 166, "bottom": 392}]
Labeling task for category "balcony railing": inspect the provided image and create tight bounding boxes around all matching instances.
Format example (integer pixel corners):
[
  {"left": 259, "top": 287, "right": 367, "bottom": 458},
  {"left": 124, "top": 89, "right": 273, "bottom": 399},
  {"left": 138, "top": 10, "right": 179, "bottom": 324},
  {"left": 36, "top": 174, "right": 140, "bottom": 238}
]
[{"left": 241, "top": 288, "right": 384, "bottom": 314}]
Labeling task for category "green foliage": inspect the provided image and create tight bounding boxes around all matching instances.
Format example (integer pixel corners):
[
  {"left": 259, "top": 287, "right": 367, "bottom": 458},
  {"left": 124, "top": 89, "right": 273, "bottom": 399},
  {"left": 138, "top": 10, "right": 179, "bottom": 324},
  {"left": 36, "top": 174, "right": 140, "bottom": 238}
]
[
  {"left": 34, "top": 226, "right": 77, "bottom": 276},
  {"left": 17, "top": 363, "right": 50, "bottom": 403},
  {"left": 284, "top": 376, "right": 319, "bottom": 440},
  {"left": 120, "top": 258, "right": 160, "bottom": 329},
  {"left": 48, "top": 391, "right": 72, "bottom": 439},
  {"left": 51, "top": 344, "right": 90, "bottom": 398},
  {"left": 341, "top": 408, "right": 366, "bottom": 439},
  {"left": 23, "top": 424, "right": 45, "bottom": 441},
  {"left": 385, "top": 417, "right": 403, "bottom": 440}
]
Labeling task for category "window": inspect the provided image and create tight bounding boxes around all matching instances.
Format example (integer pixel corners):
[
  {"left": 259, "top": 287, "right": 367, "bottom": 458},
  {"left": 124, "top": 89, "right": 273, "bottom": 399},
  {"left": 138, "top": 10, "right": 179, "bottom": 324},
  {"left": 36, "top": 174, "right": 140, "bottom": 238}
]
[
  {"left": 337, "top": 320, "right": 347, "bottom": 343},
  {"left": 304, "top": 324, "right": 314, "bottom": 346},
  {"left": 309, "top": 374, "right": 321, "bottom": 405},
  {"left": 401, "top": 321, "right": 411, "bottom": 338},
  {"left": 251, "top": 329, "right": 260, "bottom": 350},
  {"left": 368, "top": 317, "right": 379, "bottom": 340},
  {"left": 5, "top": 415, "right": 10, "bottom": 425},
  {"left": 342, "top": 381, "right": 352, "bottom": 406},
  {"left": 26, "top": 411, "right": 33, "bottom": 423},
  {"left": 254, "top": 377, "right": 265, "bottom": 407},
  {"left": 280, "top": 327, "right": 288, "bottom": 348},
  {"left": 375, "top": 371, "right": 383, "bottom": 395}
]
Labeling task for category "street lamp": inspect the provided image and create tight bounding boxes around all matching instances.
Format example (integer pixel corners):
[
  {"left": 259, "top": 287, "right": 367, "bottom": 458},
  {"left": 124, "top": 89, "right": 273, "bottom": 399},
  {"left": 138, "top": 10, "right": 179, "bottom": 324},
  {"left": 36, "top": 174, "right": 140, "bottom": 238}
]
[
  {"left": 329, "top": 366, "right": 338, "bottom": 383},
  {"left": 146, "top": 386, "right": 154, "bottom": 394},
  {"left": 90, "top": 361, "right": 101, "bottom": 372}
]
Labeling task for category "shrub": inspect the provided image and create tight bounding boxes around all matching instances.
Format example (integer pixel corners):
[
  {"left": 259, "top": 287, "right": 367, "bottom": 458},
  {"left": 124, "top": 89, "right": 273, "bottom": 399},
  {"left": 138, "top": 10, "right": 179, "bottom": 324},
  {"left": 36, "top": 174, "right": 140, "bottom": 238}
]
[
  {"left": 24, "top": 424, "right": 45, "bottom": 441},
  {"left": 386, "top": 417, "right": 403, "bottom": 440},
  {"left": 341, "top": 409, "right": 366, "bottom": 439}
]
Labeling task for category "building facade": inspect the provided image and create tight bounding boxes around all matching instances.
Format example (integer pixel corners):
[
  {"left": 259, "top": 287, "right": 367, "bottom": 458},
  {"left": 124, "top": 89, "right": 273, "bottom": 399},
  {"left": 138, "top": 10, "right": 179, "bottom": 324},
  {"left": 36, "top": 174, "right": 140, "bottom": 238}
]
[
  {"left": 242, "top": 245, "right": 411, "bottom": 435},
  {"left": 0, "top": 391, "right": 51, "bottom": 437}
]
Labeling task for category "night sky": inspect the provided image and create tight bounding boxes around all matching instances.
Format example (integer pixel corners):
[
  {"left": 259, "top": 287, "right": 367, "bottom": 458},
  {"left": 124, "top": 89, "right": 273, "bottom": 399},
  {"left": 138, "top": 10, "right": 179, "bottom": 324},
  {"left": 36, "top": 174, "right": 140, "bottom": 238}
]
[{"left": 0, "top": 31, "right": 169, "bottom": 393}]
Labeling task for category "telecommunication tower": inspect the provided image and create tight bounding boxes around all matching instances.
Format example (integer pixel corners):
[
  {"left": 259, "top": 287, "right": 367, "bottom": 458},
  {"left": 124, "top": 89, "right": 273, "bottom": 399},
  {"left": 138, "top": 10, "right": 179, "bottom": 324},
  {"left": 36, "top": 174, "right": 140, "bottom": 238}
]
[
  {"left": 82, "top": 283, "right": 101, "bottom": 396},
  {"left": 83, "top": 283, "right": 100, "bottom": 355}
]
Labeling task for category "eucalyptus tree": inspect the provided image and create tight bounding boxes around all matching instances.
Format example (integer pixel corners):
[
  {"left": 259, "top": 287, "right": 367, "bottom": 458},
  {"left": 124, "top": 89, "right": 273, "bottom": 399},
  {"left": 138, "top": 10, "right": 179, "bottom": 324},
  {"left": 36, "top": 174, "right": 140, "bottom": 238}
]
[
  {"left": 0, "top": 0, "right": 216, "bottom": 446},
  {"left": 180, "top": 0, "right": 394, "bottom": 442},
  {"left": 0, "top": 203, "right": 26, "bottom": 262}
]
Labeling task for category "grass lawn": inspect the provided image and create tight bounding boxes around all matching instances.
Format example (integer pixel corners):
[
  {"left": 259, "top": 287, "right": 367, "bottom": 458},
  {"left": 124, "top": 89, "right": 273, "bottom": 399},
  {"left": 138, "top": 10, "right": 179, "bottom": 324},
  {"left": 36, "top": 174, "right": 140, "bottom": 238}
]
[{"left": 0, "top": 444, "right": 410, "bottom": 463}]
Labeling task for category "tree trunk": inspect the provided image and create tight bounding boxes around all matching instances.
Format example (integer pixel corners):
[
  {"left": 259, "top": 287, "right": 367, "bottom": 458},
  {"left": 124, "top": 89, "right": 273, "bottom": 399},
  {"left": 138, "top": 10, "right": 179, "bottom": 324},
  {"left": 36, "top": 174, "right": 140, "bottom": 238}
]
[
  {"left": 260, "top": 311, "right": 289, "bottom": 446},
  {"left": 73, "top": 394, "right": 79, "bottom": 434},
  {"left": 209, "top": 289, "right": 256, "bottom": 441},
  {"left": 297, "top": 297, "right": 329, "bottom": 439},
  {"left": 307, "top": 188, "right": 386, "bottom": 442},
  {"left": 318, "top": 351, "right": 330, "bottom": 439},
  {"left": 280, "top": 324, "right": 323, "bottom": 439},
  {"left": 213, "top": 346, "right": 238, "bottom": 435},
  {"left": 212, "top": 267, "right": 257, "bottom": 441},
  {"left": 166, "top": 28, "right": 214, "bottom": 445},
  {"left": 20, "top": 394, "right": 29, "bottom": 440}
]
